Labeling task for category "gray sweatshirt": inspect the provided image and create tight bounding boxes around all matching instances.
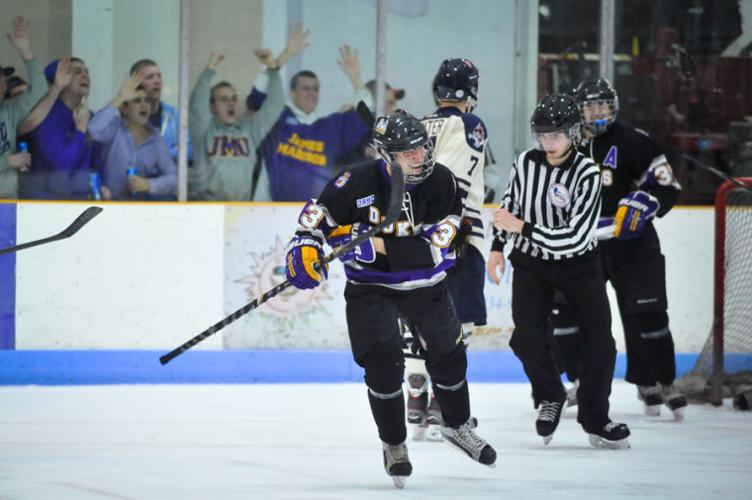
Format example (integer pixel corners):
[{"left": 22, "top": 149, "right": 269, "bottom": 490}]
[
  {"left": 0, "top": 59, "right": 47, "bottom": 198},
  {"left": 188, "top": 67, "right": 284, "bottom": 201}
]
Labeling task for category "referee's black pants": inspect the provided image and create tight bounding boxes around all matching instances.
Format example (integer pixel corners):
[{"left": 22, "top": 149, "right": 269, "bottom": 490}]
[{"left": 509, "top": 248, "right": 616, "bottom": 433}]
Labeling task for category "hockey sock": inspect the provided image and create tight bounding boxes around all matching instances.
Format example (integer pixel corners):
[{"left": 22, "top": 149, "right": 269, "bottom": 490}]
[
  {"left": 639, "top": 311, "right": 677, "bottom": 384},
  {"left": 368, "top": 388, "right": 407, "bottom": 445},
  {"left": 432, "top": 379, "right": 470, "bottom": 428}
]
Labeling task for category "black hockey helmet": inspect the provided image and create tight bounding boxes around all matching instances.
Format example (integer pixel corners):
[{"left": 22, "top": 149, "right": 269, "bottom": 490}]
[
  {"left": 432, "top": 58, "right": 479, "bottom": 106},
  {"left": 372, "top": 110, "right": 435, "bottom": 184},
  {"left": 530, "top": 93, "right": 581, "bottom": 149},
  {"left": 574, "top": 77, "right": 619, "bottom": 135}
]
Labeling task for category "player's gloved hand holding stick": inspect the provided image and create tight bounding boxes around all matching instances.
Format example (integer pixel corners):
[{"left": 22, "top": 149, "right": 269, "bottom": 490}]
[{"left": 159, "top": 163, "right": 405, "bottom": 366}]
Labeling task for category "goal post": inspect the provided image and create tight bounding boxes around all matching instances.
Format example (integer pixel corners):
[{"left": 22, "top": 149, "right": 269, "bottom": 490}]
[{"left": 679, "top": 177, "right": 752, "bottom": 405}]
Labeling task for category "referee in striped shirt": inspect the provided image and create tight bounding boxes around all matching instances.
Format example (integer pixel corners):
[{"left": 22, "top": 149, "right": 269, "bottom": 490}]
[{"left": 487, "top": 93, "right": 631, "bottom": 448}]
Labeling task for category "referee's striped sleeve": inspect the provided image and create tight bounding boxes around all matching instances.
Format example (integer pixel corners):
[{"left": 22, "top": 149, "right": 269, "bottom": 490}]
[
  {"left": 491, "top": 159, "right": 522, "bottom": 252},
  {"left": 523, "top": 169, "right": 602, "bottom": 255}
]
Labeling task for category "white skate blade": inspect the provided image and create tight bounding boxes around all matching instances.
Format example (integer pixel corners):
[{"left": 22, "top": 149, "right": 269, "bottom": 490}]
[
  {"left": 411, "top": 423, "right": 427, "bottom": 442},
  {"left": 643, "top": 404, "right": 661, "bottom": 417},
  {"left": 392, "top": 476, "right": 407, "bottom": 488},
  {"left": 588, "top": 434, "right": 631, "bottom": 449},
  {"left": 542, "top": 434, "right": 554, "bottom": 446},
  {"left": 671, "top": 407, "right": 684, "bottom": 422},
  {"left": 425, "top": 425, "right": 443, "bottom": 442}
]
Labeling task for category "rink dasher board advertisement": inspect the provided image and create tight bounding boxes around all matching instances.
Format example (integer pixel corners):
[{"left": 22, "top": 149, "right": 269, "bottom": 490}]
[{"left": 2, "top": 202, "right": 712, "bottom": 353}]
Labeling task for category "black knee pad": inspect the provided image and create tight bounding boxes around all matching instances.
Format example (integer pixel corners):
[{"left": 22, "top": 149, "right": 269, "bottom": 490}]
[
  {"left": 425, "top": 343, "right": 467, "bottom": 388},
  {"left": 362, "top": 344, "right": 405, "bottom": 395},
  {"left": 638, "top": 311, "right": 670, "bottom": 339}
]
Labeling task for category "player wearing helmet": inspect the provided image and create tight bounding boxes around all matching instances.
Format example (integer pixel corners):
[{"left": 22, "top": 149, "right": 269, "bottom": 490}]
[
  {"left": 285, "top": 110, "right": 497, "bottom": 488},
  {"left": 403, "top": 58, "right": 491, "bottom": 441},
  {"left": 551, "top": 78, "right": 687, "bottom": 419},
  {"left": 488, "top": 93, "right": 631, "bottom": 449}
]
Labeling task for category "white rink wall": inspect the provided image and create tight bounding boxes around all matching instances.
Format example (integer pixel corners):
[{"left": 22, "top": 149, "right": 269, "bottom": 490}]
[{"left": 12, "top": 202, "right": 713, "bottom": 353}]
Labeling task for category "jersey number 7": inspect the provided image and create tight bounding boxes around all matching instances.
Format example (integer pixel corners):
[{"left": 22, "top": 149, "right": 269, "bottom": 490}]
[{"left": 467, "top": 155, "right": 480, "bottom": 176}]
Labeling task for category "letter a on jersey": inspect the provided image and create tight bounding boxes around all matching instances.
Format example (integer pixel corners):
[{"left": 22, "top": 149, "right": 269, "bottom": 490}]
[{"left": 603, "top": 146, "right": 618, "bottom": 169}]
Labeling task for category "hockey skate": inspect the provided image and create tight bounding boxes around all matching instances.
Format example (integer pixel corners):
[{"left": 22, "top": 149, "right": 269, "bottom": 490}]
[
  {"left": 422, "top": 394, "right": 444, "bottom": 442},
  {"left": 566, "top": 379, "right": 579, "bottom": 408},
  {"left": 406, "top": 374, "right": 431, "bottom": 441},
  {"left": 588, "top": 422, "right": 631, "bottom": 449},
  {"left": 407, "top": 389, "right": 428, "bottom": 425},
  {"left": 536, "top": 396, "right": 566, "bottom": 445},
  {"left": 382, "top": 441, "right": 412, "bottom": 489},
  {"left": 660, "top": 383, "right": 687, "bottom": 421},
  {"left": 440, "top": 422, "right": 497, "bottom": 467},
  {"left": 637, "top": 384, "right": 663, "bottom": 416}
]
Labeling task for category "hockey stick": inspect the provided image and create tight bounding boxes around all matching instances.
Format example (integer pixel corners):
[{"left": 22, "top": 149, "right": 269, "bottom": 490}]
[
  {"left": 0, "top": 206, "right": 103, "bottom": 256},
  {"left": 159, "top": 165, "right": 406, "bottom": 365},
  {"left": 681, "top": 153, "right": 752, "bottom": 193},
  {"left": 356, "top": 100, "right": 376, "bottom": 127}
]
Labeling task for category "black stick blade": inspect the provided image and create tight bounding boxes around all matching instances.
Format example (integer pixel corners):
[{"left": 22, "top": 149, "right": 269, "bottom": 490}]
[
  {"left": 62, "top": 206, "right": 103, "bottom": 237},
  {"left": 356, "top": 100, "right": 375, "bottom": 127},
  {"left": 0, "top": 206, "right": 104, "bottom": 256},
  {"left": 384, "top": 163, "right": 405, "bottom": 224}
]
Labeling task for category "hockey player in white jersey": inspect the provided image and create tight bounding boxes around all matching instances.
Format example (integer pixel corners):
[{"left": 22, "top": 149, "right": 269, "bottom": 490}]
[{"left": 403, "top": 58, "right": 489, "bottom": 441}]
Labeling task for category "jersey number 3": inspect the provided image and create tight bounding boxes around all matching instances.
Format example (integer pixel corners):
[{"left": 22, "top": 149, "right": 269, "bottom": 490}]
[{"left": 431, "top": 222, "right": 458, "bottom": 248}]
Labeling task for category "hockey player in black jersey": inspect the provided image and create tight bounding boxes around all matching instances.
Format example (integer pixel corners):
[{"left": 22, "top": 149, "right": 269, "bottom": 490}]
[
  {"left": 285, "top": 110, "right": 497, "bottom": 488},
  {"left": 403, "top": 58, "right": 489, "bottom": 441},
  {"left": 488, "top": 93, "right": 631, "bottom": 449},
  {"left": 551, "top": 78, "right": 687, "bottom": 420}
]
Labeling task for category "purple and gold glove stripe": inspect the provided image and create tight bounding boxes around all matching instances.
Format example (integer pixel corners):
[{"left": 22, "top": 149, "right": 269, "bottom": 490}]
[
  {"left": 613, "top": 205, "right": 627, "bottom": 238},
  {"left": 301, "top": 246, "right": 326, "bottom": 282},
  {"left": 629, "top": 210, "right": 641, "bottom": 232},
  {"left": 327, "top": 225, "right": 352, "bottom": 240}
]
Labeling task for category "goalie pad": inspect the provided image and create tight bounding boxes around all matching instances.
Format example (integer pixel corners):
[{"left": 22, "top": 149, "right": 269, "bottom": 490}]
[{"left": 613, "top": 190, "right": 659, "bottom": 240}]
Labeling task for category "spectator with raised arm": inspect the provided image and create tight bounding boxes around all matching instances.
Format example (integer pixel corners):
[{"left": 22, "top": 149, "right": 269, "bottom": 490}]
[
  {"left": 188, "top": 29, "right": 305, "bottom": 201},
  {"left": 129, "top": 58, "right": 191, "bottom": 163},
  {"left": 88, "top": 72, "right": 176, "bottom": 201},
  {"left": 248, "top": 40, "right": 372, "bottom": 201},
  {"left": 4, "top": 75, "right": 27, "bottom": 99},
  {"left": 18, "top": 57, "right": 101, "bottom": 199},
  {"left": 0, "top": 16, "right": 47, "bottom": 199}
]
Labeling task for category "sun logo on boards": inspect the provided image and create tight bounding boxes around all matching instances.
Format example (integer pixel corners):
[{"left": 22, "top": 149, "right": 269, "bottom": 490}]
[{"left": 235, "top": 236, "right": 331, "bottom": 331}]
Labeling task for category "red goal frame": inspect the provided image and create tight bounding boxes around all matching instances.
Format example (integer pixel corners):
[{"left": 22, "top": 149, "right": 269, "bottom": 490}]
[{"left": 712, "top": 177, "right": 752, "bottom": 404}]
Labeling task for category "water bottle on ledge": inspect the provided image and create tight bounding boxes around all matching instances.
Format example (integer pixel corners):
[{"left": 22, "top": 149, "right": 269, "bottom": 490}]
[{"left": 89, "top": 172, "right": 102, "bottom": 200}]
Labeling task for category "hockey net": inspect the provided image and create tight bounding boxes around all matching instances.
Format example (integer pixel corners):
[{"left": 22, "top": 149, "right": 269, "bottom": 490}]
[{"left": 678, "top": 178, "right": 752, "bottom": 405}]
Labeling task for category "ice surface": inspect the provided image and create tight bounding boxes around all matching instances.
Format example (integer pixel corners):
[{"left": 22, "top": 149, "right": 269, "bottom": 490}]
[{"left": 1, "top": 381, "right": 750, "bottom": 499}]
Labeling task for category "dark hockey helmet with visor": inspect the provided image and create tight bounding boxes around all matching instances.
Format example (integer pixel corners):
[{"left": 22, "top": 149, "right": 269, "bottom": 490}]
[
  {"left": 530, "top": 93, "right": 581, "bottom": 150},
  {"left": 432, "top": 58, "right": 479, "bottom": 109},
  {"left": 574, "top": 77, "right": 619, "bottom": 135},
  {"left": 372, "top": 110, "right": 435, "bottom": 184}
]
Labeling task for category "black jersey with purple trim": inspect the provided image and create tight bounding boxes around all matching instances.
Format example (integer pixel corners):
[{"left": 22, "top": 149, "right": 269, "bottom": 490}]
[
  {"left": 580, "top": 121, "right": 681, "bottom": 217},
  {"left": 293, "top": 159, "right": 462, "bottom": 290}
]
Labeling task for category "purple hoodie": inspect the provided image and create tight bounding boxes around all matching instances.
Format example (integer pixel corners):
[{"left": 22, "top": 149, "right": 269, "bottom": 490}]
[{"left": 20, "top": 99, "right": 100, "bottom": 199}]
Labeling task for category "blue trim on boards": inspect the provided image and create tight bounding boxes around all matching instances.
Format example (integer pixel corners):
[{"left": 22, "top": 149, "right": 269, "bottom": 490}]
[
  {"left": 0, "top": 350, "right": 715, "bottom": 386},
  {"left": 0, "top": 203, "right": 16, "bottom": 350}
]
